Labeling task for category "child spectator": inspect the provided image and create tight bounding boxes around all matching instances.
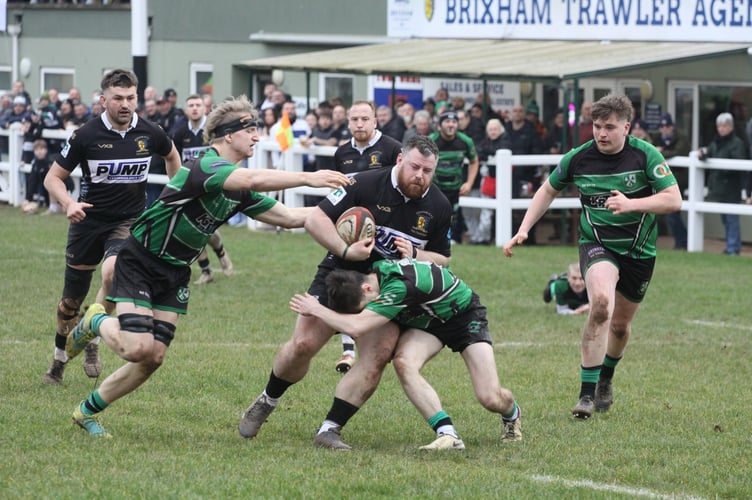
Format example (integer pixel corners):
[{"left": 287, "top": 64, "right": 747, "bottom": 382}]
[
  {"left": 21, "top": 140, "right": 52, "bottom": 214},
  {"left": 543, "top": 263, "right": 589, "bottom": 315}
]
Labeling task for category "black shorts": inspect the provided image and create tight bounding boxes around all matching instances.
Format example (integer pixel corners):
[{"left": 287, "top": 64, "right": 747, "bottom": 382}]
[
  {"left": 579, "top": 242, "right": 655, "bottom": 303},
  {"left": 65, "top": 216, "right": 136, "bottom": 267},
  {"left": 422, "top": 293, "right": 492, "bottom": 353},
  {"left": 108, "top": 237, "right": 192, "bottom": 314}
]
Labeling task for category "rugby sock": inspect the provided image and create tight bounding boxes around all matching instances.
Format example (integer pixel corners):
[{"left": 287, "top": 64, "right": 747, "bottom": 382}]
[
  {"left": 579, "top": 365, "right": 602, "bottom": 398},
  {"left": 319, "top": 397, "right": 359, "bottom": 431},
  {"left": 502, "top": 401, "right": 520, "bottom": 422},
  {"left": 428, "top": 410, "right": 458, "bottom": 438},
  {"left": 54, "top": 333, "right": 68, "bottom": 362},
  {"left": 212, "top": 245, "right": 226, "bottom": 259},
  {"left": 90, "top": 312, "right": 107, "bottom": 336},
  {"left": 264, "top": 370, "right": 294, "bottom": 399},
  {"left": 197, "top": 257, "right": 211, "bottom": 274},
  {"left": 81, "top": 389, "right": 109, "bottom": 416},
  {"left": 599, "top": 354, "right": 622, "bottom": 380}
]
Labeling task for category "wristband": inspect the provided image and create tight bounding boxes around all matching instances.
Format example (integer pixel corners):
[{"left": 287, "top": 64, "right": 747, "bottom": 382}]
[
  {"left": 412, "top": 246, "right": 418, "bottom": 258},
  {"left": 342, "top": 245, "right": 351, "bottom": 259}
]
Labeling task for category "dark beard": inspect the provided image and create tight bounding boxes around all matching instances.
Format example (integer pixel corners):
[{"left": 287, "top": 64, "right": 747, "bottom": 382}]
[{"left": 397, "top": 178, "right": 427, "bottom": 199}]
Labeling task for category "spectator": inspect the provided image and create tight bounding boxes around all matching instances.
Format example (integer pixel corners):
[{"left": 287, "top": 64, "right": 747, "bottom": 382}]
[
  {"left": 157, "top": 88, "right": 184, "bottom": 135},
  {"left": 403, "top": 109, "right": 433, "bottom": 143},
  {"left": 143, "top": 86, "right": 158, "bottom": 101},
  {"left": 58, "top": 99, "right": 76, "bottom": 129},
  {"left": 202, "top": 93, "right": 214, "bottom": 114},
  {"left": 697, "top": 112, "right": 747, "bottom": 255},
  {"left": 142, "top": 98, "right": 161, "bottom": 123},
  {"left": 376, "top": 105, "right": 406, "bottom": 142},
  {"left": 397, "top": 102, "right": 415, "bottom": 131},
  {"left": 21, "top": 139, "right": 57, "bottom": 214},
  {"left": 1, "top": 95, "right": 32, "bottom": 129},
  {"left": 12, "top": 80, "right": 32, "bottom": 107},
  {"left": 543, "top": 108, "right": 572, "bottom": 154},
  {"left": 577, "top": 100, "right": 594, "bottom": 146},
  {"left": 525, "top": 100, "right": 546, "bottom": 138},
  {"left": 258, "top": 106, "right": 278, "bottom": 138},
  {"left": 629, "top": 119, "right": 653, "bottom": 144},
  {"left": 70, "top": 101, "right": 91, "bottom": 127},
  {"left": 474, "top": 118, "right": 512, "bottom": 244},
  {"left": 457, "top": 108, "right": 485, "bottom": 146},
  {"left": 47, "top": 88, "right": 61, "bottom": 112},
  {"left": 653, "top": 112, "right": 690, "bottom": 249},
  {"left": 260, "top": 82, "right": 277, "bottom": 110},
  {"left": 331, "top": 104, "right": 351, "bottom": 145},
  {"left": 422, "top": 97, "right": 436, "bottom": 120}
]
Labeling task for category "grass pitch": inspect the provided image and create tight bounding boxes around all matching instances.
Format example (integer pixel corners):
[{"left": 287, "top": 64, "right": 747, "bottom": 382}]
[{"left": 1, "top": 205, "right": 750, "bottom": 499}]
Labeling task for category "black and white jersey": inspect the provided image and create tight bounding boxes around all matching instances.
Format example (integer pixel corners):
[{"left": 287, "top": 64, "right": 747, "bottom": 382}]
[
  {"left": 319, "top": 166, "right": 452, "bottom": 273},
  {"left": 56, "top": 114, "right": 173, "bottom": 222},
  {"left": 172, "top": 117, "right": 210, "bottom": 162},
  {"left": 333, "top": 133, "right": 402, "bottom": 175}
]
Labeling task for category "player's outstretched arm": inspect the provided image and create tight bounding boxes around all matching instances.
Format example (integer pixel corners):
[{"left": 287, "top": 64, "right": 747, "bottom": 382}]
[
  {"left": 254, "top": 204, "right": 313, "bottom": 229},
  {"left": 504, "top": 181, "right": 560, "bottom": 257},
  {"left": 289, "top": 292, "right": 388, "bottom": 338},
  {"left": 223, "top": 168, "right": 348, "bottom": 193}
]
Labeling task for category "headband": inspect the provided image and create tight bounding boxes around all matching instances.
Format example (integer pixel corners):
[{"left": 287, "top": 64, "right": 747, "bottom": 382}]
[{"left": 214, "top": 115, "right": 258, "bottom": 138}]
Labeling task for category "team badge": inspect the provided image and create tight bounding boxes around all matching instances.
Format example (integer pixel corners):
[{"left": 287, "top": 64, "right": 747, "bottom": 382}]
[
  {"left": 412, "top": 211, "right": 432, "bottom": 237},
  {"left": 177, "top": 287, "right": 190, "bottom": 303},
  {"left": 135, "top": 136, "right": 151, "bottom": 155},
  {"left": 369, "top": 152, "right": 383, "bottom": 168},
  {"left": 424, "top": 0, "right": 434, "bottom": 21},
  {"left": 624, "top": 173, "right": 636, "bottom": 188}
]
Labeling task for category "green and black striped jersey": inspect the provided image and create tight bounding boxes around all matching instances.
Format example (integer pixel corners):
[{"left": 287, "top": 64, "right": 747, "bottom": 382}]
[{"left": 548, "top": 136, "right": 676, "bottom": 259}]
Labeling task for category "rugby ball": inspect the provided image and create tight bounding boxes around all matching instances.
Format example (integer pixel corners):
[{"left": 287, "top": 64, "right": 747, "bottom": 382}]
[{"left": 336, "top": 206, "right": 376, "bottom": 244}]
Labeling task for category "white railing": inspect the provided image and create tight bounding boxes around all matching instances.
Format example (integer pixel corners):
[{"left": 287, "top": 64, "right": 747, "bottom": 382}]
[{"left": 4, "top": 130, "right": 750, "bottom": 253}]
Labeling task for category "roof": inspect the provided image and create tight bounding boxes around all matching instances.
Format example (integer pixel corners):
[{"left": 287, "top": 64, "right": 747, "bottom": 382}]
[{"left": 239, "top": 39, "right": 751, "bottom": 82}]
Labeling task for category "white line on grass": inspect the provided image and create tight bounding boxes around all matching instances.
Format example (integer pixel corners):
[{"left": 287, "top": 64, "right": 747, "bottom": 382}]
[
  {"left": 528, "top": 474, "right": 705, "bottom": 499},
  {"left": 684, "top": 319, "right": 752, "bottom": 332}
]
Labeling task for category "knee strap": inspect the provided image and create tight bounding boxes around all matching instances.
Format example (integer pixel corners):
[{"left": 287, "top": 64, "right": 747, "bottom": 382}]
[
  {"left": 153, "top": 320, "right": 176, "bottom": 346},
  {"left": 118, "top": 313, "right": 154, "bottom": 334},
  {"left": 61, "top": 267, "right": 94, "bottom": 307}
]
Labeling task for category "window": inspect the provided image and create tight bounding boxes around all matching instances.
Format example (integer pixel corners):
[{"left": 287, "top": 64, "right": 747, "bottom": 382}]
[
  {"left": 669, "top": 81, "right": 752, "bottom": 149},
  {"left": 0, "top": 66, "right": 10, "bottom": 94},
  {"left": 41, "top": 67, "right": 74, "bottom": 99},
  {"left": 190, "top": 63, "right": 213, "bottom": 97},
  {"left": 319, "top": 73, "right": 353, "bottom": 108}
]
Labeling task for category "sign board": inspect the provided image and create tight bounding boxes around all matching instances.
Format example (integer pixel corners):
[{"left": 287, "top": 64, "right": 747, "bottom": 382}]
[{"left": 388, "top": 0, "right": 752, "bottom": 42}]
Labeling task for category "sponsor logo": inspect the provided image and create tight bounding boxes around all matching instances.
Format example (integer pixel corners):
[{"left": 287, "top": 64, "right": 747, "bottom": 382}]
[
  {"left": 326, "top": 187, "right": 347, "bottom": 206},
  {"left": 589, "top": 194, "right": 610, "bottom": 208},
  {"left": 376, "top": 205, "right": 392, "bottom": 213},
  {"left": 97, "top": 143, "right": 113, "bottom": 149},
  {"left": 374, "top": 226, "right": 425, "bottom": 259},
  {"left": 653, "top": 161, "right": 672, "bottom": 179},
  {"left": 93, "top": 157, "right": 151, "bottom": 183}
]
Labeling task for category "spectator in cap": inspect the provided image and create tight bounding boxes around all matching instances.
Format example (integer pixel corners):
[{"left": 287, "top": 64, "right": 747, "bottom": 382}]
[
  {"left": 652, "top": 111, "right": 690, "bottom": 249},
  {"left": 629, "top": 119, "right": 652, "bottom": 143},
  {"left": 525, "top": 99, "right": 546, "bottom": 138},
  {"left": 158, "top": 88, "right": 185, "bottom": 136}
]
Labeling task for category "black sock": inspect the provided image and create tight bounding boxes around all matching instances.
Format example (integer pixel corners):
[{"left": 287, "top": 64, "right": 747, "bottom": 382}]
[
  {"left": 54, "top": 332, "right": 67, "bottom": 351},
  {"left": 212, "top": 245, "right": 225, "bottom": 258},
  {"left": 265, "top": 371, "right": 294, "bottom": 399},
  {"left": 325, "top": 397, "right": 360, "bottom": 427},
  {"left": 197, "top": 258, "right": 211, "bottom": 273}
]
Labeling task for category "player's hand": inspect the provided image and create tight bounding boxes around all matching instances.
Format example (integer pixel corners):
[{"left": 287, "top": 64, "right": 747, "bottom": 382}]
[
  {"left": 308, "top": 170, "right": 349, "bottom": 189},
  {"left": 290, "top": 292, "right": 320, "bottom": 316},
  {"left": 503, "top": 232, "right": 528, "bottom": 257},
  {"left": 459, "top": 182, "right": 472, "bottom": 196},
  {"left": 344, "top": 237, "right": 375, "bottom": 261},
  {"left": 604, "top": 190, "right": 631, "bottom": 214},
  {"left": 394, "top": 237, "right": 415, "bottom": 259},
  {"left": 67, "top": 201, "right": 93, "bottom": 224}
]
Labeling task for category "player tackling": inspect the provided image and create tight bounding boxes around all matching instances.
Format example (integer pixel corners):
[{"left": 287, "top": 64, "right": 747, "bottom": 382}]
[{"left": 62, "top": 95, "right": 348, "bottom": 437}]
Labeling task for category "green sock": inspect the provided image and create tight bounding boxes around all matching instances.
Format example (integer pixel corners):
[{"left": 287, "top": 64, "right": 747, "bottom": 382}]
[
  {"left": 600, "top": 354, "right": 622, "bottom": 380},
  {"left": 91, "top": 313, "right": 107, "bottom": 335},
  {"left": 502, "top": 401, "right": 519, "bottom": 421},
  {"left": 81, "top": 389, "right": 109, "bottom": 415},
  {"left": 580, "top": 365, "right": 601, "bottom": 398}
]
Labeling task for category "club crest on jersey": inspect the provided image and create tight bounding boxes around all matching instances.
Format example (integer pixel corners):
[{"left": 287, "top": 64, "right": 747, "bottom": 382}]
[
  {"left": 624, "top": 173, "right": 637, "bottom": 188},
  {"left": 412, "top": 211, "right": 432, "bottom": 237},
  {"left": 369, "top": 152, "right": 383, "bottom": 168},
  {"left": 134, "top": 136, "right": 151, "bottom": 155},
  {"left": 177, "top": 287, "right": 190, "bottom": 303}
]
